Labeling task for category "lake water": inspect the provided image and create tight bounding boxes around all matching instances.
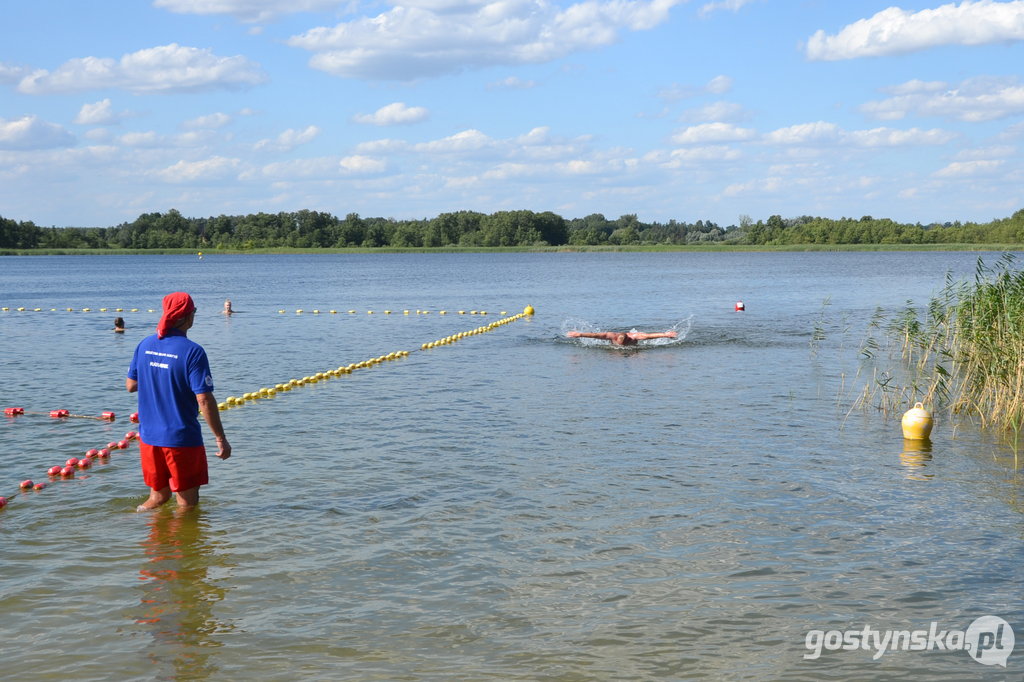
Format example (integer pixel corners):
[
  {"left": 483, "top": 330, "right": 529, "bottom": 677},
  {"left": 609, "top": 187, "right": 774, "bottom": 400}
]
[{"left": 1, "top": 252, "right": 1022, "bottom": 680}]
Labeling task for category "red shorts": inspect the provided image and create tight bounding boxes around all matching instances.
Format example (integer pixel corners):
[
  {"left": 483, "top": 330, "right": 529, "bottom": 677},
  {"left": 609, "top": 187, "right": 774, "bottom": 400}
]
[{"left": 139, "top": 441, "right": 209, "bottom": 492}]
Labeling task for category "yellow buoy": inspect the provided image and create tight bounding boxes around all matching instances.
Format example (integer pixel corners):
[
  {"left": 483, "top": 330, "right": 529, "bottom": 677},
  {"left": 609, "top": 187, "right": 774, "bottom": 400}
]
[
  {"left": 524, "top": 305, "right": 535, "bottom": 315},
  {"left": 901, "top": 402, "right": 933, "bottom": 440}
]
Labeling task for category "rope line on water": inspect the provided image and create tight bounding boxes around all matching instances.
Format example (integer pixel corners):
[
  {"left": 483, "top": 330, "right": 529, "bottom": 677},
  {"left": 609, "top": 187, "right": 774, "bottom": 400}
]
[
  {"left": 216, "top": 307, "right": 532, "bottom": 412},
  {"left": 2, "top": 306, "right": 510, "bottom": 315}
]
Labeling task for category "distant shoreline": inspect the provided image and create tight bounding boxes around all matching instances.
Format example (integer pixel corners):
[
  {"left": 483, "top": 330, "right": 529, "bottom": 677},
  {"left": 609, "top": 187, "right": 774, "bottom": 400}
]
[{"left": 4, "top": 243, "right": 1024, "bottom": 256}]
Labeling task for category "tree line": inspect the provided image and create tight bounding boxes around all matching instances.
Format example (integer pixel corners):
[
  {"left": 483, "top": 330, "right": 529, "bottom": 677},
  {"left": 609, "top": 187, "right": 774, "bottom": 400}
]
[{"left": 2, "top": 208, "right": 1023, "bottom": 250}]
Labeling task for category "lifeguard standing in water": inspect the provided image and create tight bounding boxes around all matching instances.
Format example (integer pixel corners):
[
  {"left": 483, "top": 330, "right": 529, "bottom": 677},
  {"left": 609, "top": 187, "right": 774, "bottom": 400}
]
[
  {"left": 127, "top": 292, "right": 231, "bottom": 511},
  {"left": 567, "top": 330, "right": 677, "bottom": 346}
]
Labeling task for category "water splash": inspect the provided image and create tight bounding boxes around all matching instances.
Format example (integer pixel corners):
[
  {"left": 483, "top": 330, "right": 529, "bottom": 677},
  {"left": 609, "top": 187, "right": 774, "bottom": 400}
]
[{"left": 561, "top": 316, "right": 693, "bottom": 347}]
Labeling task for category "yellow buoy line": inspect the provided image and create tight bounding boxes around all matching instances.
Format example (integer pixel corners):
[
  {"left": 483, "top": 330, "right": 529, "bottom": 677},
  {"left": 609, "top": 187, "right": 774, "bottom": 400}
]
[{"left": 216, "top": 305, "right": 535, "bottom": 412}]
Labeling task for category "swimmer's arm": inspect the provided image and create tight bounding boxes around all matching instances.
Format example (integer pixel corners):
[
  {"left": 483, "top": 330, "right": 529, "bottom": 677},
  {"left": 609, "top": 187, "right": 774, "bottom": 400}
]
[
  {"left": 196, "top": 392, "right": 231, "bottom": 460},
  {"left": 630, "top": 331, "right": 678, "bottom": 340},
  {"left": 126, "top": 378, "right": 138, "bottom": 393},
  {"left": 568, "top": 331, "right": 614, "bottom": 339}
]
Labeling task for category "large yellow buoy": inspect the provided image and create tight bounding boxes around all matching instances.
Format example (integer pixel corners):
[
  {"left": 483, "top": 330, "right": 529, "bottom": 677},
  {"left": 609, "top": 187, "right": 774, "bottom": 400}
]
[
  {"left": 901, "top": 402, "right": 933, "bottom": 440},
  {"left": 524, "top": 305, "right": 535, "bottom": 315}
]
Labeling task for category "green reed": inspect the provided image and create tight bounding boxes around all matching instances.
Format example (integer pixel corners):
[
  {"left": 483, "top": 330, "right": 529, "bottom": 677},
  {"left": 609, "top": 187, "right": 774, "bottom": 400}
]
[{"left": 855, "top": 254, "right": 1024, "bottom": 438}]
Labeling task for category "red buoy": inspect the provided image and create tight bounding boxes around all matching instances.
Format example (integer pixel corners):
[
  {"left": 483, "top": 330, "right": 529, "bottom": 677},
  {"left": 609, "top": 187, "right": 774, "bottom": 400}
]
[
  {"left": 20, "top": 480, "right": 34, "bottom": 490},
  {"left": 47, "top": 466, "right": 62, "bottom": 476},
  {"left": 735, "top": 301, "right": 745, "bottom": 312},
  {"left": 129, "top": 412, "right": 140, "bottom": 423},
  {"left": 4, "top": 407, "right": 24, "bottom": 416},
  {"left": 50, "top": 409, "right": 70, "bottom": 418},
  {"left": 101, "top": 411, "right": 116, "bottom": 421}
]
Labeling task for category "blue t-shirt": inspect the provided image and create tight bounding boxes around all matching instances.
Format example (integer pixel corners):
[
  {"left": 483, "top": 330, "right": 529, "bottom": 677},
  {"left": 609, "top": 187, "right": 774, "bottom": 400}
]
[{"left": 127, "top": 329, "right": 214, "bottom": 447}]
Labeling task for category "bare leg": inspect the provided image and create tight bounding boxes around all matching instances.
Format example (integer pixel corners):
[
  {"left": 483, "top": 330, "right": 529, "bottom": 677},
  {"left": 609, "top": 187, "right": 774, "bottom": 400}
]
[
  {"left": 137, "top": 486, "right": 172, "bottom": 511},
  {"left": 174, "top": 486, "right": 200, "bottom": 509}
]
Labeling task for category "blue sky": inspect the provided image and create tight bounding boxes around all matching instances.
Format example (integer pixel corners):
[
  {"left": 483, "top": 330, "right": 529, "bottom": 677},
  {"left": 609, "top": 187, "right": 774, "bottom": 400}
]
[{"left": 1, "top": 0, "right": 1022, "bottom": 227}]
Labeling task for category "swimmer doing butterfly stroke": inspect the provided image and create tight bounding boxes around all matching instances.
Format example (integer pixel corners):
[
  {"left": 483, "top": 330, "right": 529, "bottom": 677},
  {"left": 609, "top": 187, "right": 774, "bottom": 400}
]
[{"left": 567, "top": 330, "right": 678, "bottom": 346}]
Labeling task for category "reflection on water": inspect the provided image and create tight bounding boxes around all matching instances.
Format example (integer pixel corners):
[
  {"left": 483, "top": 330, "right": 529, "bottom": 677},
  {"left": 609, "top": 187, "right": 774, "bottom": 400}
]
[
  {"left": 134, "top": 509, "right": 231, "bottom": 680},
  {"left": 899, "top": 439, "right": 934, "bottom": 481}
]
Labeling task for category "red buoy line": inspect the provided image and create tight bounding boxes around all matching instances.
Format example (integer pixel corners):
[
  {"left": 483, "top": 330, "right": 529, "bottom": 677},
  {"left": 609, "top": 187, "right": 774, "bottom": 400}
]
[
  {"left": 5, "top": 408, "right": 118, "bottom": 421},
  {"left": 0, "top": 428, "right": 139, "bottom": 511},
  {"left": 0, "top": 306, "right": 536, "bottom": 512}
]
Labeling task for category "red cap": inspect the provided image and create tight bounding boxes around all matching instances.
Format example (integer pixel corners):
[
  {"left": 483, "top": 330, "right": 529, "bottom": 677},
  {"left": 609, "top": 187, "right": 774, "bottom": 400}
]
[{"left": 157, "top": 292, "right": 196, "bottom": 339}]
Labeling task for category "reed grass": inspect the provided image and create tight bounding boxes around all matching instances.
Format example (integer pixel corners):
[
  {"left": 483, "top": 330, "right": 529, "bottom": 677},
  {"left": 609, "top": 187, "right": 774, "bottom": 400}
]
[{"left": 855, "top": 254, "right": 1024, "bottom": 444}]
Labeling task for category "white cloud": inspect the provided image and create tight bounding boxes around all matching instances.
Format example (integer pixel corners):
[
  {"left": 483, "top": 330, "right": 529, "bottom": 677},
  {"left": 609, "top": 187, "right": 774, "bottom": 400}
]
[
  {"left": 354, "top": 138, "right": 410, "bottom": 154},
  {"left": 482, "top": 162, "right": 535, "bottom": 180},
  {"left": 339, "top": 155, "right": 388, "bottom": 174},
  {"left": 699, "top": 0, "right": 757, "bottom": 17},
  {"left": 671, "top": 122, "right": 756, "bottom": 144},
  {"left": 806, "top": 0, "right": 1024, "bottom": 61},
  {"left": 862, "top": 76, "right": 1024, "bottom": 122},
  {"left": 933, "top": 159, "right": 1006, "bottom": 177},
  {"left": 680, "top": 100, "right": 746, "bottom": 123},
  {"left": 75, "top": 99, "right": 122, "bottom": 125},
  {"left": 155, "top": 156, "right": 241, "bottom": 182},
  {"left": 0, "top": 115, "right": 76, "bottom": 150},
  {"left": 763, "top": 121, "right": 956, "bottom": 147},
  {"left": 253, "top": 125, "right": 321, "bottom": 152},
  {"left": 763, "top": 121, "right": 841, "bottom": 145},
  {"left": 17, "top": 43, "right": 267, "bottom": 94},
  {"left": 119, "top": 131, "right": 163, "bottom": 147},
  {"left": 353, "top": 102, "right": 429, "bottom": 126},
  {"left": 288, "top": 0, "right": 683, "bottom": 80},
  {"left": 657, "top": 74, "right": 732, "bottom": 101},
  {"left": 413, "top": 129, "right": 495, "bottom": 153},
  {"left": 154, "top": 0, "right": 342, "bottom": 23},
  {"left": 0, "top": 62, "right": 32, "bottom": 84},
  {"left": 954, "top": 144, "right": 1016, "bottom": 159},
  {"left": 845, "top": 127, "right": 956, "bottom": 147},
  {"left": 487, "top": 75, "right": 538, "bottom": 90},
  {"left": 883, "top": 79, "right": 947, "bottom": 96},
  {"left": 183, "top": 113, "right": 232, "bottom": 129},
  {"left": 721, "top": 176, "right": 784, "bottom": 197},
  {"left": 254, "top": 156, "right": 340, "bottom": 180},
  {"left": 705, "top": 75, "right": 733, "bottom": 94},
  {"left": 645, "top": 145, "right": 741, "bottom": 167}
]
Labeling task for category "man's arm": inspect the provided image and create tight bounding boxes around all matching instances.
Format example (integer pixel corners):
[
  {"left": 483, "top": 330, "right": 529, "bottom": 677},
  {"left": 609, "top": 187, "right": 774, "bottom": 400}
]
[
  {"left": 567, "top": 331, "right": 617, "bottom": 340},
  {"left": 126, "top": 378, "right": 138, "bottom": 393},
  {"left": 629, "top": 331, "right": 678, "bottom": 340},
  {"left": 196, "top": 392, "right": 231, "bottom": 460}
]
